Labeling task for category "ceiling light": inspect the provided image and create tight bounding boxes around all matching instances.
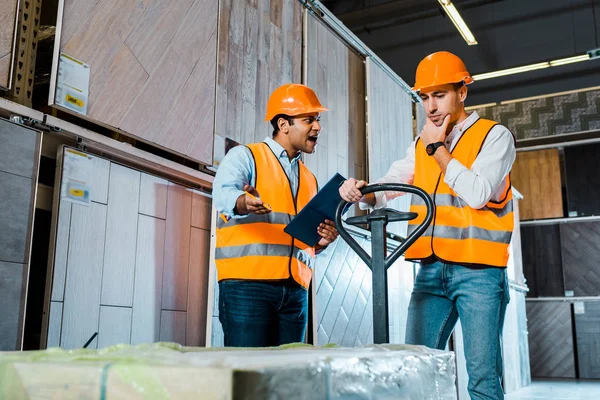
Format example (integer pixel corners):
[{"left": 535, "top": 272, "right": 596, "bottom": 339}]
[
  {"left": 438, "top": 0, "right": 478, "bottom": 46},
  {"left": 472, "top": 54, "right": 592, "bottom": 81}
]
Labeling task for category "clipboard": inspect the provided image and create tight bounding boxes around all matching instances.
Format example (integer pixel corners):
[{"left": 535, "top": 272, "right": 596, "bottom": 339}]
[{"left": 284, "top": 173, "right": 347, "bottom": 246}]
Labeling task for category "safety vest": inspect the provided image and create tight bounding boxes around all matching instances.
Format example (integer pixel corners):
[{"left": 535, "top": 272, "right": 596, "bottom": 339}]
[
  {"left": 405, "top": 118, "right": 514, "bottom": 268},
  {"left": 215, "top": 142, "right": 318, "bottom": 289}
]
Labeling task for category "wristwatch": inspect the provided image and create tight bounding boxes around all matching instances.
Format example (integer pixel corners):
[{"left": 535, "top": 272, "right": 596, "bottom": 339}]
[{"left": 426, "top": 141, "right": 445, "bottom": 156}]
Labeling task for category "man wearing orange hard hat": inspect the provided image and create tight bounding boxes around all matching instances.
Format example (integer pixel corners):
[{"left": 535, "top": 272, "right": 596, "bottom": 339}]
[
  {"left": 212, "top": 83, "right": 339, "bottom": 347},
  {"left": 340, "top": 52, "right": 516, "bottom": 399}
]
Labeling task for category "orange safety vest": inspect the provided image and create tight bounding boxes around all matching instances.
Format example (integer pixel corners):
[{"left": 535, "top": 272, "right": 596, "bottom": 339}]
[
  {"left": 405, "top": 118, "right": 514, "bottom": 268},
  {"left": 215, "top": 142, "right": 318, "bottom": 289}
]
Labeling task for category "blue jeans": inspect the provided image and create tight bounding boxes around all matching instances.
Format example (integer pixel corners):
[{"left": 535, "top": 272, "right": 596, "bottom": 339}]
[
  {"left": 405, "top": 261, "right": 510, "bottom": 400},
  {"left": 218, "top": 280, "right": 308, "bottom": 347}
]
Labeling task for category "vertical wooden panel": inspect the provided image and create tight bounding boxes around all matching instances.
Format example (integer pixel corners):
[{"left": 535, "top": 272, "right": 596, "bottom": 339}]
[
  {"left": 131, "top": 215, "right": 165, "bottom": 345},
  {"left": 138, "top": 173, "right": 168, "bottom": 219},
  {"left": 50, "top": 202, "right": 71, "bottom": 301},
  {"left": 101, "top": 163, "right": 140, "bottom": 306},
  {"left": 215, "top": 0, "right": 302, "bottom": 145},
  {"left": 53, "top": 0, "right": 218, "bottom": 164},
  {"left": 162, "top": 183, "right": 192, "bottom": 311},
  {"left": 521, "top": 224, "right": 564, "bottom": 297},
  {"left": 0, "top": 261, "right": 25, "bottom": 350},
  {"left": 366, "top": 57, "right": 414, "bottom": 237},
  {"left": 564, "top": 143, "right": 600, "bottom": 217},
  {"left": 47, "top": 301, "right": 63, "bottom": 348},
  {"left": 60, "top": 202, "right": 107, "bottom": 350},
  {"left": 160, "top": 310, "right": 187, "bottom": 345},
  {"left": 0, "top": 0, "right": 19, "bottom": 89},
  {"left": 97, "top": 306, "right": 132, "bottom": 348},
  {"left": 186, "top": 227, "right": 210, "bottom": 346},
  {"left": 561, "top": 221, "right": 600, "bottom": 297},
  {"left": 191, "top": 190, "right": 212, "bottom": 230},
  {"left": 91, "top": 156, "right": 110, "bottom": 204},
  {"left": 511, "top": 149, "right": 563, "bottom": 220},
  {"left": 526, "top": 301, "right": 576, "bottom": 378},
  {"left": 574, "top": 301, "right": 600, "bottom": 379},
  {"left": 304, "top": 14, "right": 365, "bottom": 188}
]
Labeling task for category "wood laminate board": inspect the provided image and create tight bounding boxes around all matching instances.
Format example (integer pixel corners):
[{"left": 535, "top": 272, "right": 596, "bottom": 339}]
[
  {"left": 97, "top": 306, "right": 132, "bottom": 348},
  {"left": 101, "top": 163, "right": 141, "bottom": 307},
  {"left": 46, "top": 301, "right": 63, "bottom": 348},
  {"left": 510, "top": 149, "right": 563, "bottom": 220},
  {"left": 214, "top": 0, "right": 302, "bottom": 145},
  {"left": 160, "top": 310, "right": 186, "bottom": 345},
  {"left": 50, "top": 202, "right": 71, "bottom": 302},
  {"left": 60, "top": 202, "right": 107, "bottom": 350},
  {"left": 161, "top": 183, "right": 192, "bottom": 311},
  {"left": 0, "top": 118, "right": 41, "bottom": 179},
  {"left": 561, "top": 221, "right": 600, "bottom": 297},
  {"left": 574, "top": 301, "right": 600, "bottom": 379},
  {"left": 186, "top": 227, "right": 210, "bottom": 346},
  {"left": 55, "top": 0, "right": 218, "bottom": 164},
  {"left": 131, "top": 215, "right": 165, "bottom": 345},
  {"left": 191, "top": 190, "right": 211, "bottom": 230},
  {"left": 526, "top": 301, "right": 576, "bottom": 378},
  {"left": 138, "top": 172, "right": 168, "bottom": 220},
  {"left": 91, "top": 155, "right": 110, "bottom": 204},
  {"left": 520, "top": 224, "right": 564, "bottom": 297},
  {"left": 564, "top": 143, "right": 600, "bottom": 217},
  {"left": 0, "top": 171, "right": 35, "bottom": 264},
  {"left": 365, "top": 57, "right": 414, "bottom": 236},
  {"left": 0, "top": 0, "right": 18, "bottom": 89},
  {"left": 304, "top": 14, "right": 366, "bottom": 187}
]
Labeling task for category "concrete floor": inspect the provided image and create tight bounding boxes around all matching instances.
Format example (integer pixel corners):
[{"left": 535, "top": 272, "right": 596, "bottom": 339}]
[{"left": 506, "top": 379, "right": 600, "bottom": 400}]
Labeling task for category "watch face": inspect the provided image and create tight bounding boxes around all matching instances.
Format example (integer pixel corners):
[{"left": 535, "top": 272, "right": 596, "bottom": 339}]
[{"left": 426, "top": 144, "right": 434, "bottom": 155}]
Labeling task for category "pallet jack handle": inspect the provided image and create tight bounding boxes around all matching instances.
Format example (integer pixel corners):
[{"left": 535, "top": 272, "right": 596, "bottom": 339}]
[{"left": 334, "top": 183, "right": 434, "bottom": 344}]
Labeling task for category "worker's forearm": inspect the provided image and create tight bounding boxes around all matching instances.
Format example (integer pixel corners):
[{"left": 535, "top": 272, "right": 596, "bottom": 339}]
[{"left": 432, "top": 147, "right": 453, "bottom": 173}]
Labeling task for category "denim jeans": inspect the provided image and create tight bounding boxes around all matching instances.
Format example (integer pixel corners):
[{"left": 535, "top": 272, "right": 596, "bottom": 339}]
[
  {"left": 405, "top": 261, "right": 510, "bottom": 400},
  {"left": 218, "top": 280, "right": 308, "bottom": 347}
]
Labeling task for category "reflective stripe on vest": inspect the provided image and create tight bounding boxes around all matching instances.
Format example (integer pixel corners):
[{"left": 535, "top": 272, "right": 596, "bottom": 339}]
[
  {"left": 405, "top": 118, "right": 515, "bottom": 267},
  {"left": 215, "top": 142, "right": 318, "bottom": 289}
]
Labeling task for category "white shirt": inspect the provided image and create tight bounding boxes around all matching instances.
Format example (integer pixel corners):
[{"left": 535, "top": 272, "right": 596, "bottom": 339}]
[{"left": 365, "top": 112, "right": 516, "bottom": 210}]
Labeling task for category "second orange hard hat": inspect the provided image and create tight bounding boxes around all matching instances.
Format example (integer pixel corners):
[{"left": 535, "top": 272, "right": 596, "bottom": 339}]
[
  {"left": 412, "top": 51, "right": 474, "bottom": 93},
  {"left": 265, "top": 83, "right": 329, "bottom": 121}
]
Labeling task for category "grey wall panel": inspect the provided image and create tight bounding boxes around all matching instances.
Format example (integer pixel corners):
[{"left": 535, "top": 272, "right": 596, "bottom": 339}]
[
  {"left": 0, "top": 119, "right": 40, "bottom": 178},
  {"left": 60, "top": 202, "right": 107, "bottom": 350},
  {"left": 0, "top": 171, "right": 35, "bottom": 264},
  {"left": 97, "top": 306, "right": 132, "bottom": 349},
  {"left": 187, "top": 227, "right": 210, "bottom": 346},
  {"left": 365, "top": 57, "right": 414, "bottom": 237},
  {"left": 561, "top": 221, "right": 600, "bottom": 297},
  {"left": 47, "top": 301, "right": 63, "bottom": 348},
  {"left": 91, "top": 156, "right": 110, "bottom": 204},
  {"left": 0, "top": 261, "right": 26, "bottom": 350},
  {"left": 574, "top": 301, "right": 600, "bottom": 379},
  {"left": 162, "top": 183, "right": 192, "bottom": 311},
  {"left": 526, "top": 301, "right": 576, "bottom": 378},
  {"left": 101, "top": 163, "right": 141, "bottom": 307},
  {"left": 160, "top": 310, "right": 187, "bottom": 345},
  {"left": 131, "top": 215, "right": 165, "bottom": 345},
  {"left": 50, "top": 202, "right": 71, "bottom": 302},
  {"left": 138, "top": 173, "right": 168, "bottom": 220}
]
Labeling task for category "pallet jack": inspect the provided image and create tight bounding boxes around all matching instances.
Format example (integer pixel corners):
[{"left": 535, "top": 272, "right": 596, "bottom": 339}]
[{"left": 335, "top": 183, "right": 434, "bottom": 344}]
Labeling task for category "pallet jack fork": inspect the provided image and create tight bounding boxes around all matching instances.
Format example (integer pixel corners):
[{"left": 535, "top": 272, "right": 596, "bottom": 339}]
[{"left": 335, "top": 183, "right": 434, "bottom": 344}]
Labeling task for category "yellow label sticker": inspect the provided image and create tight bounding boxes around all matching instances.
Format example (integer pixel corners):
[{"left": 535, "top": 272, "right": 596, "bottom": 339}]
[
  {"left": 65, "top": 94, "right": 85, "bottom": 108},
  {"left": 69, "top": 188, "right": 85, "bottom": 197}
]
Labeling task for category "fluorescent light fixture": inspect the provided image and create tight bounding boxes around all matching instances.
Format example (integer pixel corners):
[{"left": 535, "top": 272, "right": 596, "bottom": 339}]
[
  {"left": 438, "top": 0, "right": 478, "bottom": 46},
  {"left": 472, "top": 54, "right": 592, "bottom": 81}
]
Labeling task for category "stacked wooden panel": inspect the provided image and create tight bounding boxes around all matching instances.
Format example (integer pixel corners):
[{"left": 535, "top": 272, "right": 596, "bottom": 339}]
[
  {"left": 366, "top": 57, "right": 414, "bottom": 237},
  {"left": 45, "top": 149, "right": 212, "bottom": 349},
  {"left": 0, "top": 119, "right": 41, "bottom": 350},
  {"left": 511, "top": 149, "right": 564, "bottom": 220},
  {"left": 214, "top": 0, "right": 302, "bottom": 146},
  {"left": 0, "top": 0, "right": 19, "bottom": 89},
  {"left": 303, "top": 13, "right": 366, "bottom": 187},
  {"left": 51, "top": 0, "right": 218, "bottom": 163}
]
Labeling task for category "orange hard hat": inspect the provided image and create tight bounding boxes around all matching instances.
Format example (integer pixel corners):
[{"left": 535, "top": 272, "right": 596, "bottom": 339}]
[
  {"left": 264, "top": 83, "right": 328, "bottom": 121},
  {"left": 412, "top": 51, "right": 474, "bottom": 93}
]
